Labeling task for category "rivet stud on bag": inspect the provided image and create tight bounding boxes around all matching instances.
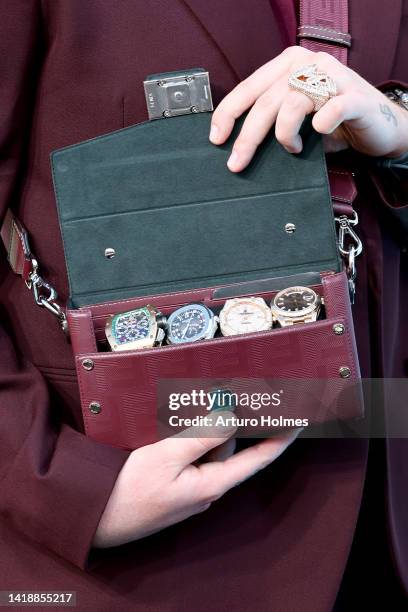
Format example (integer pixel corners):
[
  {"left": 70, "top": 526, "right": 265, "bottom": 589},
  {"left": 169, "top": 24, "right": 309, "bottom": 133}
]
[
  {"left": 339, "top": 366, "right": 351, "bottom": 378},
  {"left": 82, "top": 358, "right": 94, "bottom": 371},
  {"left": 285, "top": 223, "right": 296, "bottom": 234},
  {"left": 333, "top": 323, "right": 345, "bottom": 335},
  {"left": 89, "top": 401, "right": 101, "bottom": 414},
  {"left": 104, "top": 248, "right": 116, "bottom": 259}
]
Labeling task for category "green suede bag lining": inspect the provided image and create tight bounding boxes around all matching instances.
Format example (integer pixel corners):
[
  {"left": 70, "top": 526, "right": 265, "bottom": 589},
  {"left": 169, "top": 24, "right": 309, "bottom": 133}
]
[{"left": 51, "top": 113, "right": 340, "bottom": 308}]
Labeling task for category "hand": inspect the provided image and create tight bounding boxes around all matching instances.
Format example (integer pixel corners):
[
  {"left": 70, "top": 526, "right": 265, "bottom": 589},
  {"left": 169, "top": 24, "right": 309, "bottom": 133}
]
[
  {"left": 93, "top": 415, "right": 301, "bottom": 548},
  {"left": 209, "top": 46, "right": 408, "bottom": 172}
]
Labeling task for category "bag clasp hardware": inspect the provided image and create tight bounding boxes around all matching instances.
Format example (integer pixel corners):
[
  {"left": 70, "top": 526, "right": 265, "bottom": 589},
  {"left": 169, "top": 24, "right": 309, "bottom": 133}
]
[
  {"left": 25, "top": 258, "right": 69, "bottom": 336},
  {"left": 143, "top": 68, "right": 213, "bottom": 120},
  {"left": 335, "top": 211, "right": 363, "bottom": 304}
]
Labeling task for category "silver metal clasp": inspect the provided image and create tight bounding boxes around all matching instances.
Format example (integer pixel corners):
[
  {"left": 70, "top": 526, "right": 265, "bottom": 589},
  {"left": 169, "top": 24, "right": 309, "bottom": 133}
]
[
  {"left": 335, "top": 211, "right": 363, "bottom": 304},
  {"left": 25, "top": 258, "right": 69, "bottom": 336},
  {"left": 143, "top": 68, "right": 213, "bottom": 120}
]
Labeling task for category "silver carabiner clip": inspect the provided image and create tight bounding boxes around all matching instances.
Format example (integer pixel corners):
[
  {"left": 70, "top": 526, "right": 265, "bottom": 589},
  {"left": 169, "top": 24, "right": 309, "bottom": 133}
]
[
  {"left": 25, "top": 258, "right": 69, "bottom": 336},
  {"left": 336, "top": 212, "right": 363, "bottom": 258},
  {"left": 335, "top": 212, "right": 363, "bottom": 304},
  {"left": 346, "top": 246, "right": 357, "bottom": 304}
]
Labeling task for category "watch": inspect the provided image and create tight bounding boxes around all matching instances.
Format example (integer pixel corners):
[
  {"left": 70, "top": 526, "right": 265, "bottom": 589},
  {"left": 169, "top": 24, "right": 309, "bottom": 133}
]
[
  {"left": 166, "top": 303, "right": 218, "bottom": 344},
  {"left": 219, "top": 297, "right": 273, "bottom": 336},
  {"left": 105, "top": 305, "right": 166, "bottom": 351},
  {"left": 271, "top": 286, "right": 322, "bottom": 327},
  {"left": 384, "top": 87, "right": 408, "bottom": 111}
]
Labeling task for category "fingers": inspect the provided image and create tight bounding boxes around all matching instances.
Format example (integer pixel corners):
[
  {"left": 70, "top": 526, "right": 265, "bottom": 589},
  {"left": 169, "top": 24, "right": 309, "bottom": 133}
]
[
  {"left": 312, "top": 93, "right": 363, "bottom": 134},
  {"left": 226, "top": 86, "right": 313, "bottom": 171},
  {"left": 210, "top": 47, "right": 363, "bottom": 171},
  {"left": 157, "top": 412, "right": 237, "bottom": 473},
  {"left": 209, "top": 50, "right": 294, "bottom": 146},
  {"left": 196, "top": 428, "right": 302, "bottom": 502},
  {"left": 226, "top": 80, "right": 286, "bottom": 172},
  {"left": 275, "top": 90, "right": 314, "bottom": 154},
  {"left": 201, "top": 437, "right": 237, "bottom": 463}
]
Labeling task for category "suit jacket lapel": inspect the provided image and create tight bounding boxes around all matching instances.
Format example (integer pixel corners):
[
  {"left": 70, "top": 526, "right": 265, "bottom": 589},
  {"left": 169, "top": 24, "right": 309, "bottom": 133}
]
[{"left": 181, "top": 0, "right": 293, "bottom": 81}]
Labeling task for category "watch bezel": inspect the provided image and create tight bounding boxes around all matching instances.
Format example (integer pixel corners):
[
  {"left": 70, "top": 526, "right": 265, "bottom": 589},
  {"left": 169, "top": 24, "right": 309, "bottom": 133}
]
[
  {"left": 219, "top": 296, "right": 273, "bottom": 337},
  {"left": 166, "top": 303, "right": 217, "bottom": 345},
  {"left": 271, "top": 286, "right": 321, "bottom": 320},
  {"left": 105, "top": 304, "right": 162, "bottom": 351}
]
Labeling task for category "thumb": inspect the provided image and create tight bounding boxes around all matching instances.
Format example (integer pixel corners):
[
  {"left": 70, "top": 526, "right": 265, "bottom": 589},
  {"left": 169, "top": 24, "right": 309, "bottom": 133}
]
[{"left": 157, "top": 411, "right": 238, "bottom": 472}]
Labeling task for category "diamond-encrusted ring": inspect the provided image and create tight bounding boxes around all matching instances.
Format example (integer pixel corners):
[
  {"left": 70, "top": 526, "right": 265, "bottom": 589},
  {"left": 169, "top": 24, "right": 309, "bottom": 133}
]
[{"left": 288, "top": 64, "right": 337, "bottom": 112}]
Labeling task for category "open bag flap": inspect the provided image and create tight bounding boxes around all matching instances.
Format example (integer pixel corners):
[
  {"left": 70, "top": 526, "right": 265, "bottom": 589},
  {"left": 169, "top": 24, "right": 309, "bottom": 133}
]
[{"left": 51, "top": 113, "right": 341, "bottom": 308}]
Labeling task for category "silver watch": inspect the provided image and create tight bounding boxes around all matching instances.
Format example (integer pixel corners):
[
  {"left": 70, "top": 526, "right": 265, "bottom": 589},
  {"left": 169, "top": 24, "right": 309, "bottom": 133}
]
[
  {"left": 384, "top": 87, "right": 408, "bottom": 111},
  {"left": 166, "top": 303, "right": 218, "bottom": 344}
]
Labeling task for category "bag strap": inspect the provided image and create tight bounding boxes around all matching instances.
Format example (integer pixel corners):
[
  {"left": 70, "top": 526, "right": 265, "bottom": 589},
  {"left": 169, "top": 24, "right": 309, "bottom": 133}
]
[
  {"left": 297, "top": 0, "right": 351, "bottom": 65},
  {"left": 0, "top": 208, "right": 68, "bottom": 333},
  {"left": 298, "top": 0, "right": 362, "bottom": 300}
]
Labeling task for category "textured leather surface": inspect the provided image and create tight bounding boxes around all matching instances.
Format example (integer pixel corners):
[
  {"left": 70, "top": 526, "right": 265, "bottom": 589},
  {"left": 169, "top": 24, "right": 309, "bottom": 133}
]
[
  {"left": 52, "top": 113, "right": 341, "bottom": 307},
  {"left": 67, "top": 271, "right": 363, "bottom": 450}
]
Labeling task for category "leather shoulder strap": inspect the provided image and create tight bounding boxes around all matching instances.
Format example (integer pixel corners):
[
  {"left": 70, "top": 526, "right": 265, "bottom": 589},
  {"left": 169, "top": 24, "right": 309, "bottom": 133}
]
[{"left": 297, "top": 0, "right": 351, "bottom": 65}]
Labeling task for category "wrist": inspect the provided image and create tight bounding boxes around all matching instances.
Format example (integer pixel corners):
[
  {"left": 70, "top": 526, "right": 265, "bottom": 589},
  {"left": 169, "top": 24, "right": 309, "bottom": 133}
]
[{"left": 382, "top": 89, "right": 408, "bottom": 158}]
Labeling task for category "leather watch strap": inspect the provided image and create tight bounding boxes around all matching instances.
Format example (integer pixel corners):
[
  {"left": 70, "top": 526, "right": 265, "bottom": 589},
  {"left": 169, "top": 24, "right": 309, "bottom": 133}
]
[
  {"left": 298, "top": 0, "right": 351, "bottom": 65},
  {"left": 0, "top": 208, "right": 33, "bottom": 282}
]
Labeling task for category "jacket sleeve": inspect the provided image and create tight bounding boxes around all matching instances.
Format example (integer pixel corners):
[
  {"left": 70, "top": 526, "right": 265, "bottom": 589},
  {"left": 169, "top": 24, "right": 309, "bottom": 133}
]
[
  {"left": 368, "top": 80, "right": 408, "bottom": 237},
  {"left": 0, "top": 1, "right": 131, "bottom": 570}
]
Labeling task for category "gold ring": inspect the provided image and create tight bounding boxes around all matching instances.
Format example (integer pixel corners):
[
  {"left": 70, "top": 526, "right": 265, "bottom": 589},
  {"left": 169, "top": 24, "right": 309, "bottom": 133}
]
[{"left": 288, "top": 64, "right": 337, "bottom": 112}]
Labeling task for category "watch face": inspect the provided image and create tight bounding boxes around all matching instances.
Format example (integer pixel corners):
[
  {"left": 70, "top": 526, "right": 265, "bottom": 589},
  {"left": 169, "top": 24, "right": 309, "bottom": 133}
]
[
  {"left": 167, "top": 304, "right": 214, "bottom": 344},
  {"left": 220, "top": 298, "right": 272, "bottom": 336},
  {"left": 273, "top": 287, "right": 318, "bottom": 315},
  {"left": 107, "top": 307, "right": 153, "bottom": 350}
]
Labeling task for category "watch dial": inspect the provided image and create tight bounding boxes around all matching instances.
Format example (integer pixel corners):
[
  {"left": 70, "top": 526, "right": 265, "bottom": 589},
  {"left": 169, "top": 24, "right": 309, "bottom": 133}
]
[
  {"left": 222, "top": 299, "right": 272, "bottom": 335},
  {"left": 112, "top": 309, "right": 151, "bottom": 345},
  {"left": 168, "top": 305, "right": 210, "bottom": 343},
  {"left": 275, "top": 288, "right": 316, "bottom": 313}
]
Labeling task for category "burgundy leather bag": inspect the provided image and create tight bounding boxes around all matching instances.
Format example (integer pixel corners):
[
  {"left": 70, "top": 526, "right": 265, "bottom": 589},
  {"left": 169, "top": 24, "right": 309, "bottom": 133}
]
[
  {"left": 1, "top": 0, "right": 364, "bottom": 451},
  {"left": 67, "top": 270, "right": 361, "bottom": 449},
  {"left": 46, "top": 93, "right": 362, "bottom": 450}
]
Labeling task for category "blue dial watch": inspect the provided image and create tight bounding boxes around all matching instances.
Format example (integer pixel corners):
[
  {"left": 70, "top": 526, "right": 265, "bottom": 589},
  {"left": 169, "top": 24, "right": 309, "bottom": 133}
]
[{"left": 166, "top": 303, "right": 218, "bottom": 344}]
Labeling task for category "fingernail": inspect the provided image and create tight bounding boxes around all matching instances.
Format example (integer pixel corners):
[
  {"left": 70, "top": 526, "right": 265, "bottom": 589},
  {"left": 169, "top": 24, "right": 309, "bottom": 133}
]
[
  {"left": 227, "top": 150, "right": 239, "bottom": 170},
  {"left": 290, "top": 136, "right": 303, "bottom": 154},
  {"left": 209, "top": 124, "right": 219, "bottom": 142},
  {"left": 328, "top": 121, "right": 342, "bottom": 134}
]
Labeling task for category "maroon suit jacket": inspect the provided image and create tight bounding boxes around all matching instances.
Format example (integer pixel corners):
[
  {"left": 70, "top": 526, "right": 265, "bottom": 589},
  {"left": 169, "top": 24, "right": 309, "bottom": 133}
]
[{"left": 0, "top": 1, "right": 407, "bottom": 610}]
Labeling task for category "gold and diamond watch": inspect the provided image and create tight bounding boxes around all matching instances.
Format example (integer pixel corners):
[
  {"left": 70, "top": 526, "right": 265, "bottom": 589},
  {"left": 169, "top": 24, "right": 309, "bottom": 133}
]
[
  {"left": 271, "top": 286, "right": 322, "bottom": 327},
  {"left": 105, "top": 305, "right": 166, "bottom": 351},
  {"left": 219, "top": 297, "right": 273, "bottom": 336}
]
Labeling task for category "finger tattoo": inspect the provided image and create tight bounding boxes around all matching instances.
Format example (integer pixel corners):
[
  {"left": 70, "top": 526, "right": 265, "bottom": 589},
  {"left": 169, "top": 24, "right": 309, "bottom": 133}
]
[{"left": 380, "top": 103, "right": 398, "bottom": 126}]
